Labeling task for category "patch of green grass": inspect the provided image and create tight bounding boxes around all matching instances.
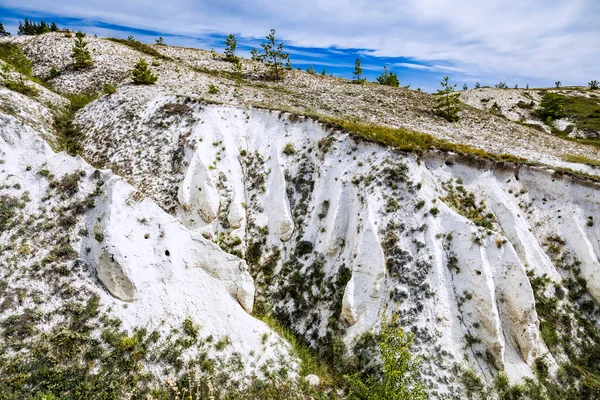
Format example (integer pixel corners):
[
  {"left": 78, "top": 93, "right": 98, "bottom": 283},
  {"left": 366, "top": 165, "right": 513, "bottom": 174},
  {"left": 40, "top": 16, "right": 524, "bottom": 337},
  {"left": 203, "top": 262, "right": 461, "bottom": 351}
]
[
  {"left": 562, "top": 154, "right": 600, "bottom": 167},
  {"left": 192, "top": 66, "right": 241, "bottom": 82},
  {"left": 563, "top": 95, "right": 600, "bottom": 132},
  {"left": 310, "top": 116, "right": 529, "bottom": 165},
  {"left": 107, "top": 38, "right": 171, "bottom": 60},
  {"left": 259, "top": 314, "right": 335, "bottom": 387},
  {"left": 249, "top": 102, "right": 600, "bottom": 185}
]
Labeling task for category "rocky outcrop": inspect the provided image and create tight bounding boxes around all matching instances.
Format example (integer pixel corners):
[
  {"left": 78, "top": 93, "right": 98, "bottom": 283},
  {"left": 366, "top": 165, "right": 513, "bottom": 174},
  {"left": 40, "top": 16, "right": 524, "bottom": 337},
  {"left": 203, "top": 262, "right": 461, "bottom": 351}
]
[
  {"left": 85, "top": 176, "right": 255, "bottom": 312},
  {"left": 0, "top": 97, "right": 293, "bottom": 381},
  {"left": 73, "top": 101, "right": 600, "bottom": 395}
]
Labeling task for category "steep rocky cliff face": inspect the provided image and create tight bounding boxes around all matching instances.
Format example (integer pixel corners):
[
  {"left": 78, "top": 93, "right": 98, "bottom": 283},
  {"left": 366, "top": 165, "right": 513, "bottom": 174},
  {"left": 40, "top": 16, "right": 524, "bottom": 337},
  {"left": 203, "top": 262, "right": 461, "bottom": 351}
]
[
  {"left": 1, "top": 33, "right": 599, "bottom": 399},
  {"left": 75, "top": 95, "right": 600, "bottom": 396}
]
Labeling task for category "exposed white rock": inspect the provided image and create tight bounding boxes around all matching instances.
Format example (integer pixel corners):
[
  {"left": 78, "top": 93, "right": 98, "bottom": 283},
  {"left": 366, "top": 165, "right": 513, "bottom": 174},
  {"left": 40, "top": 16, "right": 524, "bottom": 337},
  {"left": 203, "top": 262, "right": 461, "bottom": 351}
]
[
  {"left": 178, "top": 150, "right": 221, "bottom": 223},
  {"left": 305, "top": 374, "right": 320, "bottom": 386},
  {"left": 342, "top": 276, "right": 358, "bottom": 325},
  {"left": 71, "top": 101, "right": 600, "bottom": 394},
  {"left": 0, "top": 100, "right": 295, "bottom": 381}
]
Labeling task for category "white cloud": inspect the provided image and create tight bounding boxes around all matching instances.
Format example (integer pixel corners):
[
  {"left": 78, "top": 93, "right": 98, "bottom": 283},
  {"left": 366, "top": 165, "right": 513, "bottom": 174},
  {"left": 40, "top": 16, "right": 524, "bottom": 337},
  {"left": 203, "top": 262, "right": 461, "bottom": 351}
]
[
  {"left": 6, "top": 0, "right": 600, "bottom": 84},
  {"left": 394, "top": 63, "right": 436, "bottom": 71}
]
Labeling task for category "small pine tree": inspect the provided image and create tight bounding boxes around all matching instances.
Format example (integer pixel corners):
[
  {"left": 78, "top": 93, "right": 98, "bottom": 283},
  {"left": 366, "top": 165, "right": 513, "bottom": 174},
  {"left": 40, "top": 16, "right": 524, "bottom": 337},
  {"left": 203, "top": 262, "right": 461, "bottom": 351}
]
[
  {"left": 131, "top": 59, "right": 158, "bottom": 84},
  {"left": 127, "top": 35, "right": 135, "bottom": 43},
  {"left": 376, "top": 66, "right": 399, "bottom": 87},
  {"left": 250, "top": 48, "right": 262, "bottom": 61},
  {"left": 306, "top": 66, "right": 316, "bottom": 74},
  {"left": 321, "top": 69, "right": 327, "bottom": 76},
  {"left": 261, "top": 29, "right": 290, "bottom": 80},
  {"left": 475, "top": 82, "right": 481, "bottom": 89},
  {"left": 526, "top": 84, "right": 529, "bottom": 89},
  {"left": 50, "top": 22, "right": 58, "bottom": 32},
  {"left": 433, "top": 76, "right": 461, "bottom": 122},
  {"left": 39, "top": 21, "right": 50, "bottom": 34},
  {"left": 224, "top": 34, "right": 237, "bottom": 62},
  {"left": 232, "top": 58, "right": 243, "bottom": 80},
  {"left": 495, "top": 82, "right": 508, "bottom": 89},
  {"left": 0, "top": 22, "right": 10, "bottom": 36},
  {"left": 555, "top": 81, "right": 562, "bottom": 88},
  {"left": 353, "top": 57, "right": 364, "bottom": 83},
  {"left": 514, "top": 84, "right": 518, "bottom": 89},
  {"left": 71, "top": 31, "right": 93, "bottom": 69},
  {"left": 463, "top": 83, "right": 468, "bottom": 90},
  {"left": 588, "top": 80, "right": 599, "bottom": 90},
  {"left": 18, "top": 19, "right": 28, "bottom": 35},
  {"left": 155, "top": 37, "right": 164, "bottom": 45}
]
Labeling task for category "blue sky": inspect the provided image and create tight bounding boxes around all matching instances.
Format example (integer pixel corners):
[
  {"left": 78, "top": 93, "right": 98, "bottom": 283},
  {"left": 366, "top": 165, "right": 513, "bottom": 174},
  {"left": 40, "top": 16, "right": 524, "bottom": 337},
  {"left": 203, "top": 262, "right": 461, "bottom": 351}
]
[{"left": 1, "top": 1, "right": 598, "bottom": 92}]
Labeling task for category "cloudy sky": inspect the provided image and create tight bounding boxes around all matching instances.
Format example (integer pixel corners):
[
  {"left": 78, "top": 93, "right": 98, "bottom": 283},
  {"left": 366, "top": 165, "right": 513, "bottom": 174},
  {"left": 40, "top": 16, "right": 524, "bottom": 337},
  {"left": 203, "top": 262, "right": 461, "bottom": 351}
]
[{"left": 1, "top": 1, "right": 598, "bottom": 92}]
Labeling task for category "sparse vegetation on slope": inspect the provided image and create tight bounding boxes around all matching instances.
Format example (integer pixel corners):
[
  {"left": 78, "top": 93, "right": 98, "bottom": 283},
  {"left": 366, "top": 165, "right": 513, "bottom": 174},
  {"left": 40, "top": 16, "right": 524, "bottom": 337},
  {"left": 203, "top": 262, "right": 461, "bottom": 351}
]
[
  {"left": 55, "top": 93, "right": 97, "bottom": 155},
  {"left": 107, "top": 37, "right": 171, "bottom": 60},
  {"left": 0, "top": 43, "right": 37, "bottom": 96}
]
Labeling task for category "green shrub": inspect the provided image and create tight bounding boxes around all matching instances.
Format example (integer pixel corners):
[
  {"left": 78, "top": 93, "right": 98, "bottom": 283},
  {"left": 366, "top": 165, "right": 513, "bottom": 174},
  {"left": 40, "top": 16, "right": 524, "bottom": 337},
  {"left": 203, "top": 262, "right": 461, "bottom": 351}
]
[
  {"left": 461, "top": 369, "right": 486, "bottom": 399},
  {"left": 260, "top": 29, "right": 290, "bottom": 80},
  {"left": 0, "top": 21, "right": 10, "bottom": 36},
  {"left": 296, "top": 241, "right": 314, "bottom": 256},
  {"left": 353, "top": 58, "right": 364, "bottom": 84},
  {"left": 537, "top": 92, "right": 566, "bottom": 121},
  {"left": 232, "top": 58, "right": 243, "bottom": 80},
  {"left": 589, "top": 80, "right": 599, "bottom": 90},
  {"left": 49, "top": 66, "right": 60, "bottom": 78},
  {"left": 344, "top": 315, "right": 425, "bottom": 400},
  {"left": 283, "top": 143, "right": 296, "bottom": 155},
  {"left": 224, "top": 33, "right": 237, "bottom": 62},
  {"left": 131, "top": 59, "right": 158, "bottom": 85},
  {"left": 208, "top": 83, "right": 219, "bottom": 94},
  {"left": 376, "top": 66, "right": 399, "bottom": 87},
  {"left": 103, "top": 83, "right": 116, "bottom": 95}
]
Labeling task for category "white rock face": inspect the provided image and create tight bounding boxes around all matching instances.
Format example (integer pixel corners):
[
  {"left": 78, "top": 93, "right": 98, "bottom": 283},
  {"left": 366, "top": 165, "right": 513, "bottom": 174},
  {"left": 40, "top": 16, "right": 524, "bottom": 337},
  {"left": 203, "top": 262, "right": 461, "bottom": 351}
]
[
  {"left": 85, "top": 176, "right": 255, "bottom": 312},
  {"left": 72, "top": 99, "right": 600, "bottom": 395},
  {"left": 0, "top": 98, "right": 294, "bottom": 380},
  {"left": 342, "top": 276, "right": 358, "bottom": 325},
  {"left": 178, "top": 151, "right": 221, "bottom": 223}
]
